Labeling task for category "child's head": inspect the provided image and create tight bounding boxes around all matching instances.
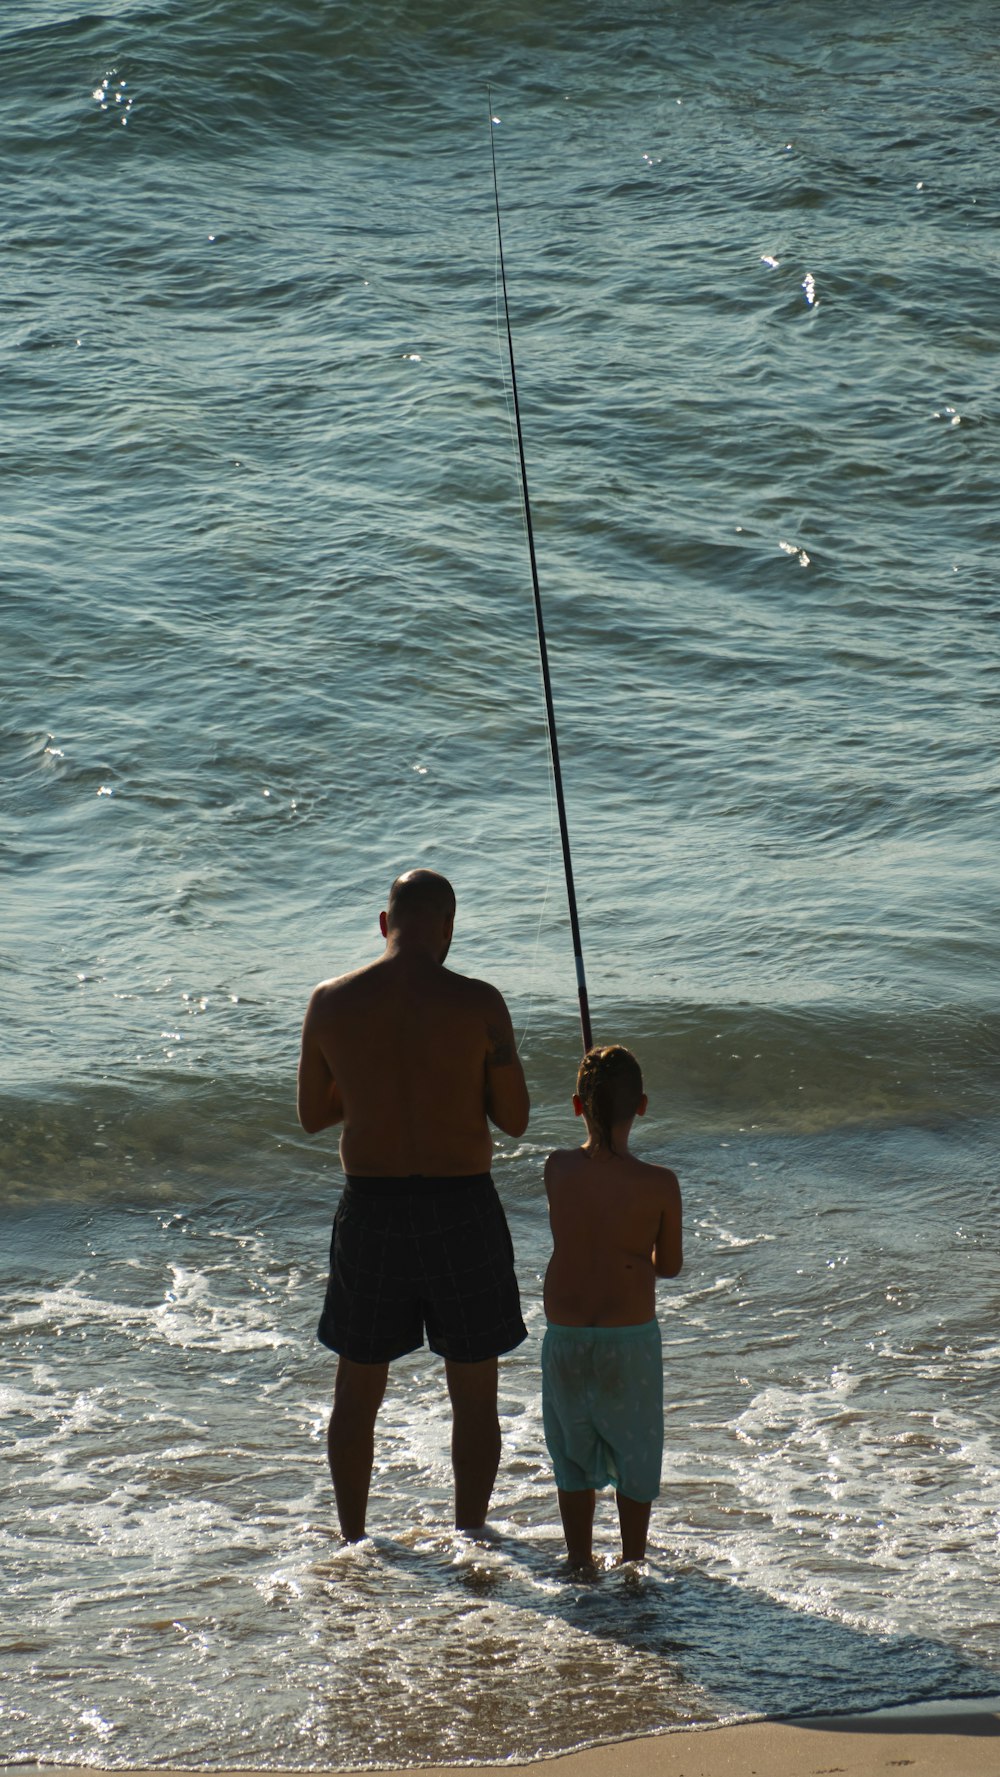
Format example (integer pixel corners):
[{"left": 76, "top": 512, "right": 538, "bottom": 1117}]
[{"left": 575, "top": 1044, "right": 646, "bottom": 1152}]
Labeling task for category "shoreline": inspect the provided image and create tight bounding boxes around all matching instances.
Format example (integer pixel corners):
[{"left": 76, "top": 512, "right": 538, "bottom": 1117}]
[{"left": 5, "top": 1700, "right": 999, "bottom": 1777}]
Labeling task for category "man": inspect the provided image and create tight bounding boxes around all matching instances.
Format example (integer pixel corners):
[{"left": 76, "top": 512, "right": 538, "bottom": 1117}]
[{"left": 297, "top": 868, "right": 530, "bottom": 1541}]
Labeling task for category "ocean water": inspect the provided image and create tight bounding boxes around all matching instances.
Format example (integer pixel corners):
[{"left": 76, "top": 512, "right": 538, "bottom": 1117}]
[{"left": 2, "top": 0, "right": 999, "bottom": 1766}]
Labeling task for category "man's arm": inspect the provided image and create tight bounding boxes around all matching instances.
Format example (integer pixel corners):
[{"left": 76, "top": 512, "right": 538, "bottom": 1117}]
[
  {"left": 652, "top": 1171, "right": 683, "bottom": 1277},
  {"left": 483, "top": 989, "right": 529, "bottom": 1138},
  {"left": 296, "top": 990, "right": 346, "bottom": 1135}
]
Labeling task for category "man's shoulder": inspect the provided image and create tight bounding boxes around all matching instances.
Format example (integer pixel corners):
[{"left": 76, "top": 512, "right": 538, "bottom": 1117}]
[
  {"left": 441, "top": 966, "right": 507, "bottom": 1010},
  {"left": 307, "top": 958, "right": 382, "bottom": 1009}
]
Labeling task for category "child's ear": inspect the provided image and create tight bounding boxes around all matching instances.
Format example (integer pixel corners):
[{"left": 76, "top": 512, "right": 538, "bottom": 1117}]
[
  {"left": 572, "top": 1093, "right": 584, "bottom": 1118},
  {"left": 636, "top": 1092, "right": 649, "bottom": 1118}
]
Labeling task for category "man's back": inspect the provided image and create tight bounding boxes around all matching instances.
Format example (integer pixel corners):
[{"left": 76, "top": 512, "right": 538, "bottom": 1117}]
[
  {"left": 306, "top": 951, "right": 522, "bottom": 1175},
  {"left": 298, "top": 873, "right": 529, "bottom": 1178}
]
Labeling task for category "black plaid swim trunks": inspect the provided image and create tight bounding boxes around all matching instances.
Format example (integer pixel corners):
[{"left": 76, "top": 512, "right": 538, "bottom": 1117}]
[{"left": 317, "top": 1172, "right": 528, "bottom": 1364}]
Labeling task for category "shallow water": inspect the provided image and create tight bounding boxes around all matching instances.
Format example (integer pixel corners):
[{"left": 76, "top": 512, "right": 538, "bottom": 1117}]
[
  {"left": 4, "top": 1113, "right": 999, "bottom": 1766},
  {"left": 2, "top": 0, "right": 999, "bottom": 1766}
]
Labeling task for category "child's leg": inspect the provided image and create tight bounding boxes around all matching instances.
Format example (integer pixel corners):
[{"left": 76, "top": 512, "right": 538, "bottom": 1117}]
[
  {"left": 615, "top": 1491, "right": 651, "bottom": 1563},
  {"left": 557, "top": 1487, "right": 597, "bottom": 1566}
]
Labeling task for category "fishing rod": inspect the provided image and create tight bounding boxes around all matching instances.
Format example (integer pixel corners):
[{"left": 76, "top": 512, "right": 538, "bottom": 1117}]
[{"left": 489, "top": 93, "right": 593, "bottom": 1054}]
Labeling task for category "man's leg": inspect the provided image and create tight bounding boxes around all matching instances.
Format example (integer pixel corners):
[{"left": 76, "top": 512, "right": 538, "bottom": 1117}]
[
  {"left": 557, "top": 1487, "right": 597, "bottom": 1567},
  {"left": 615, "top": 1490, "right": 652, "bottom": 1563},
  {"left": 444, "top": 1355, "right": 500, "bottom": 1530},
  {"left": 327, "top": 1355, "right": 389, "bottom": 1540}
]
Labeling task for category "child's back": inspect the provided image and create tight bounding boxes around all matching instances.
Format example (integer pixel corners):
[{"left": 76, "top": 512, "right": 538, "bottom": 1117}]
[{"left": 544, "top": 1143, "right": 681, "bottom": 1327}]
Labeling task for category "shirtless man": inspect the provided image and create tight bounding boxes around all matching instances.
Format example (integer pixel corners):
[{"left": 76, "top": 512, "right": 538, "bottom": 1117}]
[{"left": 297, "top": 868, "right": 530, "bottom": 1541}]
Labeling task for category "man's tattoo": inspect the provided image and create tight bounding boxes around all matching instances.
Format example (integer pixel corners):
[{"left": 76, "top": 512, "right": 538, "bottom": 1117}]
[{"left": 487, "top": 1022, "right": 513, "bottom": 1067}]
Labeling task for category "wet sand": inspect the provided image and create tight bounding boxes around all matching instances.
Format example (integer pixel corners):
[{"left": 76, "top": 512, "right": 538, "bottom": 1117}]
[{"left": 6, "top": 1699, "right": 999, "bottom": 1777}]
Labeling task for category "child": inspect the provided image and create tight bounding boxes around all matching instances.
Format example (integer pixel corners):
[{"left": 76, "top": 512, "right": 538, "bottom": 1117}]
[{"left": 542, "top": 1043, "right": 683, "bottom": 1567}]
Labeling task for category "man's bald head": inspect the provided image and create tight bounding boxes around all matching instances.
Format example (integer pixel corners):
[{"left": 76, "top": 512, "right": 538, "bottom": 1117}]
[{"left": 385, "top": 869, "right": 456, "bottom": 937}]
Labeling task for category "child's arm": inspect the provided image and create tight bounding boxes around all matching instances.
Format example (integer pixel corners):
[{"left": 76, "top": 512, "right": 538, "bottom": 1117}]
[{"left": 652, "top": 1169, "right": 683, "bottom": 1277}]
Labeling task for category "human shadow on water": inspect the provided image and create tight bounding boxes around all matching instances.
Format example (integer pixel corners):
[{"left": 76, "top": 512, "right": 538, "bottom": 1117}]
[{"left": 372, "top": 1527, "right": 1000, "bottom": 1729}]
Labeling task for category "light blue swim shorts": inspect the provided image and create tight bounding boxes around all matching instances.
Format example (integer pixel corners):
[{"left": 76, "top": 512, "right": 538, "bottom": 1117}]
[{"left": 541, "top": 1319, "right": 664, "bottom": 1502}]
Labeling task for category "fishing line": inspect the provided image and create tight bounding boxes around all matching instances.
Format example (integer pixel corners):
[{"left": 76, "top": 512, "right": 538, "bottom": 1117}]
[{"left": 489, "top": 91, "right": 593, "bottom": 1053}]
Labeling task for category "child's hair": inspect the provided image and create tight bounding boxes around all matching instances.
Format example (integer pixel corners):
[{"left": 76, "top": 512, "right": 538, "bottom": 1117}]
[{"left": 576, "top": 1044, "right": 644, "bottom": 1152}]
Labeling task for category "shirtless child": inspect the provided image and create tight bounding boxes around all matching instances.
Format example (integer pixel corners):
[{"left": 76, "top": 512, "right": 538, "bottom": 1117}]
[{"left": 542, "top": 1044, "right": 683, "bottom": 1567}]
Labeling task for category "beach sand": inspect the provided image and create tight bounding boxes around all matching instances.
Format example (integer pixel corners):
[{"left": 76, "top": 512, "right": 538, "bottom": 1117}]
[{"left": 6, "top": 1702, "right": 999, "bottom": 1777}]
